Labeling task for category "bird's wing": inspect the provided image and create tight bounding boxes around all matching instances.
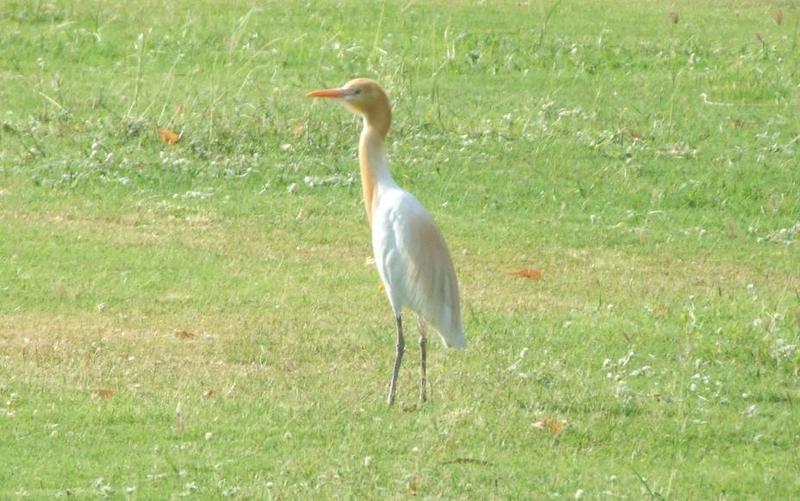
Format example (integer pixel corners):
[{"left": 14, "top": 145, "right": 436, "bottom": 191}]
[{"left": 382, "top": 192, "right": 465, "bottom": 348}]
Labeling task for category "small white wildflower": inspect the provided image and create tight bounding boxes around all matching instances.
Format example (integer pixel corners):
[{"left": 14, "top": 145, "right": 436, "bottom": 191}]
[
  {"left": 741, "top": 404, "right": 758, "bottom": 417},
  {"left": 93, "top": 477, "right": 113, "bottom": 495},
  {"left": 183, "top": 190, "right": 213, "bottom": 200},
  {"left": 771, "top": 338, "right": 797, "bottom": 360},
  {"left": 628, "top": 365, "right": 652, "bottom": 377},
  {"left": 506, "top": 347, "right": 528, "bottom": 371},
  {"left": 615, "top": 380, "right": 632, "bottom": 401},
  {"left": 617, "top": 350, "right": 634, "bottom": 367}
]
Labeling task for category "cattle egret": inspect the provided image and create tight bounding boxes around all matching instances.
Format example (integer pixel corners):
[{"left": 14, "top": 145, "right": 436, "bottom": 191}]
[{"left": 307, "top": 78, "right": 466, "bottom": 405}]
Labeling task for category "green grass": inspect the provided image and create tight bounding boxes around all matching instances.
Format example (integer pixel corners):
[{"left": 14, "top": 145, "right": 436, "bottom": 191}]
[{"left": 1, "top": 0, "right": 799, "bottom": 497}]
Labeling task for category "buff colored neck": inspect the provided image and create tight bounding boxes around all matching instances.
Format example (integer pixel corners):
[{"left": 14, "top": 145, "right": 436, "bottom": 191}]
[{"left": 358, "top": 108, "right": 394, "bottom": 226}]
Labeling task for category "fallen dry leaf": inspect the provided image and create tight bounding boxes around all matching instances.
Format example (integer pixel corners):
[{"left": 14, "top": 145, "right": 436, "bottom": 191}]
[
  {"left": 92, "top": 388, "right": 114, "bottom": 400},
  {"left": 203, "top": 389, "right": 215, "bottom": 398},
  {"left": 510, "top": 268, "right": 543, "bottom": 281},
  {"left": 174, "top": 329, "right": 195, "bottom": 340},
  {"left": 156, "top": 127, "right": 181, "bottom": 145},
  {"left": 407, "top": 475, "right": 418, "bottom": 494},
  {"left": 653, "top": 305, "right": 669, "bottom": 315},
  {"left": 533, "top": 417, "right": 567, "bottom": 435}
]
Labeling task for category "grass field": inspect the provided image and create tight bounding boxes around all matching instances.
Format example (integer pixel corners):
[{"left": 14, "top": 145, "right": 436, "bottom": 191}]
[{"left": 1, "top": 0, "right": 799, "bottom": 497}]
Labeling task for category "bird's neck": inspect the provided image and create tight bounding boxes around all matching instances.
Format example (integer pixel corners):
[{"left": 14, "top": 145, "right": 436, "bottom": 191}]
[{"left": 358, "top": 118, "right": 396, "bottom": 226}]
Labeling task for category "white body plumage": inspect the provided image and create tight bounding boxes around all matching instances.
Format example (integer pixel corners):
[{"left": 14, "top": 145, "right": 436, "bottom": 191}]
[
  {"left": 308, "top": 78, "right": 465, "bottom": 404},
  {"left": 367, "top": 139, "right": 466, "bottom": 349}
]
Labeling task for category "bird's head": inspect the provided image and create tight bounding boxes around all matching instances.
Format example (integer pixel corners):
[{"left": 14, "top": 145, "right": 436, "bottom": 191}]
[{"left": 307, "top": 78, "right": 391, "bottom": 137}]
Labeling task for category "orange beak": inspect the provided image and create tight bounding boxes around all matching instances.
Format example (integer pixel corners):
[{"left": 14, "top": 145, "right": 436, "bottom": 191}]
[{"left": 306, "top": 87, "right": 350, "bottom": 99}]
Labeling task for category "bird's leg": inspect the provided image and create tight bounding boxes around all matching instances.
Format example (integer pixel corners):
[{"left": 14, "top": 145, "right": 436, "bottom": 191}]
[
  {"left": 417, "top": 315, "right": 428, "bottom": 402},
  {"left": 387, "top": 315, "right": 405, "bottom": 406}
]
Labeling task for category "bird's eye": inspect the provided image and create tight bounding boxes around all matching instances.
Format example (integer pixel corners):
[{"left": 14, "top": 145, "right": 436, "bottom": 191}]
[{"left": 352, "top": 88, "right": 362, "bottom": 95}]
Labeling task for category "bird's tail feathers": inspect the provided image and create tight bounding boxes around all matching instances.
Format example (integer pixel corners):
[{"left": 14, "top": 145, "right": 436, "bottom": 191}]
[
  {"left": 435, "top": 317, "right": 466, "bottom": 349},
  {"left": 443, "top": 328, "right": 467, "bottom": 349}
]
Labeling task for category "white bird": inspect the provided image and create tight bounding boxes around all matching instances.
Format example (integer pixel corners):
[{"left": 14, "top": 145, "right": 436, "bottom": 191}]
[{"left": 307, "top": 78, "right": 466, "bottom": 405}]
